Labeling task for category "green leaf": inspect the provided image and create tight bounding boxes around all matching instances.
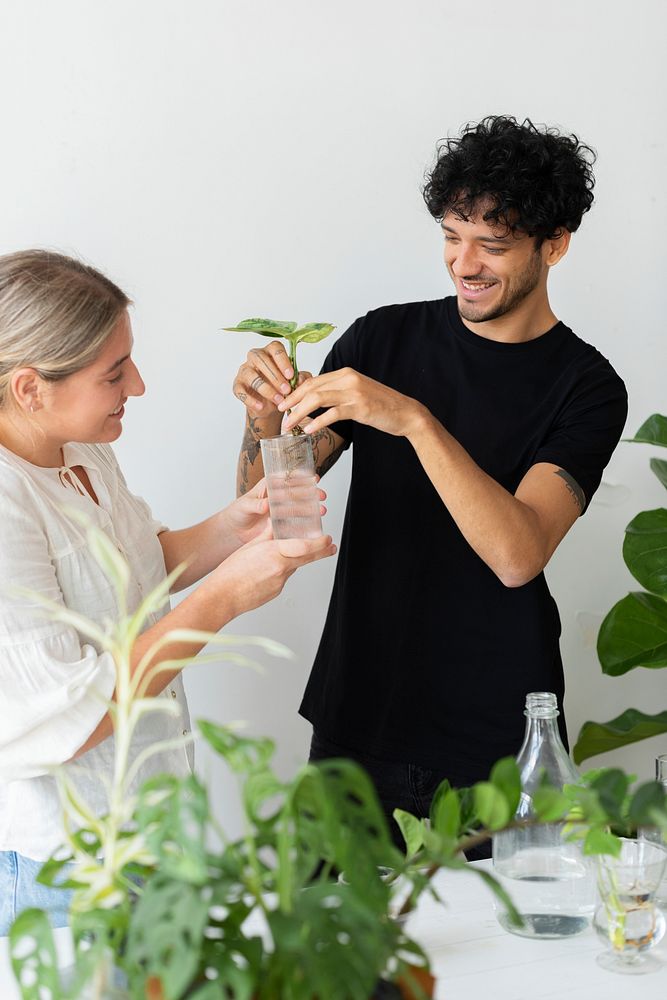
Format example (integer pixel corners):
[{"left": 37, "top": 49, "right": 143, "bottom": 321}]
[
  {"left": 135, "top": 773, "right": 209, "bottom": 884},
  {"left": 223, "top": 317, "right": 298, "bottom": 336},
  {"left": 198, "top": 720, "right": 275, "bottom": 773},
  {"left": 264, "top": 881, "right": 395, "bottom": 1000},
  {"left": 471, "top": 867, "right": 523, "bottom": 928},
  {"left": 125, "top": 876, "right": 209, "bottom": 1000},
  {"left": 531, "top": 786, "right": 570, "bottom": 822},
  {"left": 629, "top": 780, "right": 667, "bottom": 825},
  {"left": 597, "top": 591, "right": 667, "bottom": 675},
  {"left": 393, "top": 809, "right": 426, "bottom": 857},
  {"left": 293, "top": 322, "right": 336, "bottom": 344},
  {"left": 473, "top": 782, "right": 511, "bottom": 830},
  {"left": 623, "top": 509, "right": 667, "bottom": 596},
  {"left": 9, "top": 909, "right": 62, "bottom": 1000},
  {"left": 489, "top": 757, "right": 521, "bottom": 816},
  {"left": 589, "top": 769, "right": 630, "bottom": 823},
  {"left": 574, "top": 708, "right": 667, "bottom": 763},
  {"left": 429, "top": 781, "right": 461, "bottom": 840},
  {"left": 630, "top": 413, "right": 667, "bottom": 448},
  {"left": 313, "top": 758, "right": 400, "bottom": 876},
  {"left": 243, "top": 769, "right": 286, "bottom": 826},
  {"left": 651, "top": 458, "right": 667, "bottom": 490},
  {"left": 582, "top": 828, "right": 621, "bottom": 857}
]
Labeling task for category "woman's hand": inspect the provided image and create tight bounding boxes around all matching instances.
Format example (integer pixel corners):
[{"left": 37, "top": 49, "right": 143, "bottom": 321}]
[
  {"left": 211, "top": 524, "right": 337, "bottom": 618},
  {"left": 221, "top": 477, "right": 327, "bottom": 548}
]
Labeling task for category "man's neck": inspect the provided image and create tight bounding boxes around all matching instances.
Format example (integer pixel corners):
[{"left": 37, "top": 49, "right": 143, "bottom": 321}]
[{"left": 459, "top": 295, "right": 559, "bottom": 344}]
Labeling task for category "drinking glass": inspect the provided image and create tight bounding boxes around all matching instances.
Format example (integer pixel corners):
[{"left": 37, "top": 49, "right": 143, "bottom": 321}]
[
  {"left": 260, "top": 434, "right": 322, "bottom": 539},
  {"left": 593, "top": 837, "right": 667, "bottom": 974}
]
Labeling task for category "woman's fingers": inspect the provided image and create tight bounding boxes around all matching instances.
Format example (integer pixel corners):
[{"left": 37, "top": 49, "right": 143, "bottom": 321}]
[{"left": 276, "top": 534, "right": 336, "bottom": 562}]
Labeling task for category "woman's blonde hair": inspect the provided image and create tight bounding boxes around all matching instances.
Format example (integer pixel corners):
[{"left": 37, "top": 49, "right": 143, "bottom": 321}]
[{"left": 0, "top": 250, "right": 131, "bottom": 409}]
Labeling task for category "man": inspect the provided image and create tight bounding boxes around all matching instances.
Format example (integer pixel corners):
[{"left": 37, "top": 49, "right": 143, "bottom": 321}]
[{"left": 232, "top": 116, "right": 628, "bottom": 856}]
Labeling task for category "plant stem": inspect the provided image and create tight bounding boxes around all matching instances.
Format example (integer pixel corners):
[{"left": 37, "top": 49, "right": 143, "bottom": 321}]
[{"left": 285, "top": 337, "right": 304, "bottom": 436}]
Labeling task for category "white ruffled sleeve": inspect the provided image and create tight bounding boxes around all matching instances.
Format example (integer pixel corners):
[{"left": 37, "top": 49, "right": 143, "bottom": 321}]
[{"left": 0, "top": 487, "right": 116, "bottom": 781}]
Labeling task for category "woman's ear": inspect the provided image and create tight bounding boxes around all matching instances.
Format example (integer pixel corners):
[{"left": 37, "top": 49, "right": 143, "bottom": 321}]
[{"left": 10, "top": 368, "right": 42, "bottom": 414}]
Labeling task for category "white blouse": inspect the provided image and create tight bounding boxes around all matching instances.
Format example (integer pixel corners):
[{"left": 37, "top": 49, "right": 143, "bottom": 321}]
[{"left": 0, "top": 441, "right": 192, "bottom": 861}]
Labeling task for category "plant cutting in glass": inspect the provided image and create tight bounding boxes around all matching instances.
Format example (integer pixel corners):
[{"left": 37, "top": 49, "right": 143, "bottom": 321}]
[
  {"left": 8, "top": 524, "right": 667, "bottom": 999},
  {"left": 222, "top": 318, "right": 335, "bottom": 435},
  {"left": 573, "top": 414, "right": 667, "bottom": 763}
]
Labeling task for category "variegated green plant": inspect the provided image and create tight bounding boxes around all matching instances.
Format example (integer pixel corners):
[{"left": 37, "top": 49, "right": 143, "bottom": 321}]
[
  {"left": 223, "top": 318, "right": 335, "bottom": 393},
  {"left": 8, "top": 515, "right": 289, "bottom": 1000},
  {"left": 223, "top": 318, "right": 335, "bottom": 435},
  {"left": 574, "top": 414, "right": 667, "bottom": 763}
]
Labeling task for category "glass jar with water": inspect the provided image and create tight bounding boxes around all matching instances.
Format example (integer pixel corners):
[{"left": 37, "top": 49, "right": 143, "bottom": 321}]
[{"left": 492, "top": 691, "right": 595, "bottom": 938}]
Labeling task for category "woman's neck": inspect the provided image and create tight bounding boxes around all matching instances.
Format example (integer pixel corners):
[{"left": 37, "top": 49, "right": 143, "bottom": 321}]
[{"left": 0, "top": 415, "right": 64, "bottom": 467}]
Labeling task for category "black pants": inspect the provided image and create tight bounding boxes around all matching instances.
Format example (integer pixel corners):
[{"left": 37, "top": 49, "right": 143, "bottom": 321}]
[{"left": 309, "top": 730, "right": 492, "bottom": 861}]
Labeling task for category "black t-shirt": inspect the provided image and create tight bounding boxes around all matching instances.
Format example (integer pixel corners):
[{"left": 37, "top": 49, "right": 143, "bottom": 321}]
[{"left": 299, "top": 297, "right": 628, "bottom": 772}]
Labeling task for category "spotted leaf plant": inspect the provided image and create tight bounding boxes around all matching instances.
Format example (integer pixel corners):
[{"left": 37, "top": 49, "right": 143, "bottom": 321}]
[{"left": 223, "top": 318, "right": 335, "bottom": 434}]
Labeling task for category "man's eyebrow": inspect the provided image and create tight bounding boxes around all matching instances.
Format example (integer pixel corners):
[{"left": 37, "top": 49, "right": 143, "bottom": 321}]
[
  {"left": 440, "top": 223, "right": 513, "bottom": 243},
  {"left": 101, "top": 353, "right": 130, "bottom": 375}
]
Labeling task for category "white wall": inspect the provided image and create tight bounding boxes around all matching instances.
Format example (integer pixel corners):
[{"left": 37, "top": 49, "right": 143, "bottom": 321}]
[{"left": 1, "top": 0, "right": 665, "bottom": 834}]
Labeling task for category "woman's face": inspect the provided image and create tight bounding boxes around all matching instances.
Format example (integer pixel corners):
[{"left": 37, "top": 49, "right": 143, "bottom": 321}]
[{"left": 40, "top": 310, "right": 145, "bottom": 446}]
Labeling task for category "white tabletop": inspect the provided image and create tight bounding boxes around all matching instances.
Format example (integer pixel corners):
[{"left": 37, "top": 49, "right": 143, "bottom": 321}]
[
  {"left": 409, "top": 860, "right": 667, "bottom": 999},
  {"left": 1, "top": 860, "right": 665, "bottom": 998}
]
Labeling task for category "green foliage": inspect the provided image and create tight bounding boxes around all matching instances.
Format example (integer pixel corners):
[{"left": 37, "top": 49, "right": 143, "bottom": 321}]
[
  {"left": 223, "top": 316, "right": 335, "bottom": 391},
  {"left": 10, "top": 521, "right": 667, "bottom": 999},
  {"left": 575, "top": 413, "right": 667, "bottom": 762},
  {"left": 575, "top": 709, "right": 667, "bottom": 763}
]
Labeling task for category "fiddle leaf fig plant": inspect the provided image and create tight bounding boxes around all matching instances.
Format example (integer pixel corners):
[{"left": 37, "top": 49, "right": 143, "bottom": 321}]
[
  {"left": 223, "top": 318, "right": 335, "bottom": 435},
  {"left": 574, "top": 413, "right": 667, "bottom": 763}
]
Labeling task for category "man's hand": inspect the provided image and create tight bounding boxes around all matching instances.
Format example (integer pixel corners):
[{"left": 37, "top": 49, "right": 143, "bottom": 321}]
[{"left": 277, "top": 367, "right": 428, "bottom": 439}]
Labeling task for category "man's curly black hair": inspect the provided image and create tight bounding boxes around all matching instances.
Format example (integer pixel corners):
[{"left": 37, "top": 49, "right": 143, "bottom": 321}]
[{"left": 422, "top": 116, "right": 596, "bottom": 243}]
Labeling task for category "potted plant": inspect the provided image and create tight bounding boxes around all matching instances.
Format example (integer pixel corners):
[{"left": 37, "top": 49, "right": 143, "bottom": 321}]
[
  {"left": 222, "top": 317, "right": 335, "bottom": 435},
  {"left": 574, "top": 413, "right": 667, "bottom": 763},
  {"left": 8, "top": 524, "right": 667, "bottom": 999}
]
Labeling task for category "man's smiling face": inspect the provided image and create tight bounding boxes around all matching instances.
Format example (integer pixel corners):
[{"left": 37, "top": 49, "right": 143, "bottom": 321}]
[{"left": 442, "top": 203, "right": 549, "bottom": 325}]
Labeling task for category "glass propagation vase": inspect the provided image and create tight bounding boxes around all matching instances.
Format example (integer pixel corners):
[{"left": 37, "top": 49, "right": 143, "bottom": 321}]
[
  {"left": 593, "top": 837, "right": 667, "bottom": 975},
  {"left": 260, "top": 433, "right": 322, "bottom": 539},
  {"left": 492, "top": 692, "right": 595, "bottom": 938}
]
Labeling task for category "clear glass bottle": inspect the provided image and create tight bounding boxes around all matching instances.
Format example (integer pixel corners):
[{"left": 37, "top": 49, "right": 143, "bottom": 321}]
[{"left": 492, "top": 691, "right": 595, "bottom": 938}]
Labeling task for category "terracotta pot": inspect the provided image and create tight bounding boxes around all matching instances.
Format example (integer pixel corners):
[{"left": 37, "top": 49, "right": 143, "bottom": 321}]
[
  {"left": 395, "top": 967, "right": 436, "bottom": 999},
  {"left": 145, "top": 967, "right": 437, "bottom": 999}
]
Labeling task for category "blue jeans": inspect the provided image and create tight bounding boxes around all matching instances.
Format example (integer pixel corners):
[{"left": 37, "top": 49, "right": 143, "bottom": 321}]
[
  {"left": 0, "top": 851, "right": 72, "bottom": 936},
  {"left": 309, "top": 730, "right": 492, "bottom": 861}
]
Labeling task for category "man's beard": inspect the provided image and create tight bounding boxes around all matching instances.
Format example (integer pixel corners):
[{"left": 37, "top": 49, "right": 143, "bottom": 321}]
[{"left": 456, "top": 252, "right": 542, "bottom": 323}]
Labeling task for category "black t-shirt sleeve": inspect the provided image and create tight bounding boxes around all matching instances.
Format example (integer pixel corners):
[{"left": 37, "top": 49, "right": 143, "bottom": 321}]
[
  {"left": 316, "top": 317, "right": 364, "bottom": 446},
  {"left": 532, "top": 357, "right": 628, "bottom": 513}
]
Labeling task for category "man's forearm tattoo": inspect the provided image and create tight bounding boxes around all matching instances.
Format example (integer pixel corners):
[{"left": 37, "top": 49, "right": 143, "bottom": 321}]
[
  {"left": 554, "top": 469, "right": 586, "bottom": 513},
  {"left": 237, "top": 415, "right": 263, "bottom": 495},
  {"left": 311, "top": 428, "right": 344, "bottom": 478}
]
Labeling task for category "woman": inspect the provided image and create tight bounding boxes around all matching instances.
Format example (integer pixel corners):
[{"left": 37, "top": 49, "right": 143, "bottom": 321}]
[{"left": 0, "top": 250, "right": 335, "bottom": 934}]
